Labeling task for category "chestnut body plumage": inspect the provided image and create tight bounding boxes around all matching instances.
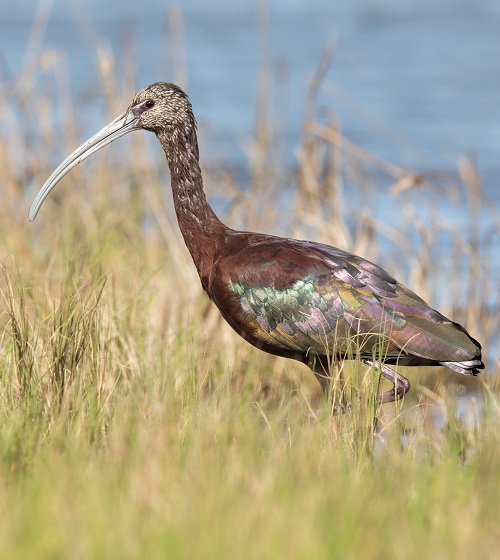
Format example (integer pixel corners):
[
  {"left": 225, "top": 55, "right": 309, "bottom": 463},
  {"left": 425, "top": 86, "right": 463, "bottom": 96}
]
[{"left": 29, "top": 82, "right": 484, "bottom": 404}]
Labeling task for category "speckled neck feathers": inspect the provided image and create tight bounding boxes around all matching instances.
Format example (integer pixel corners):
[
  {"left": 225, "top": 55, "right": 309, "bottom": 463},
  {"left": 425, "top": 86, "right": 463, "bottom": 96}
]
[{"left": 157, "top": 115, "right": 227, "bottom": 274}]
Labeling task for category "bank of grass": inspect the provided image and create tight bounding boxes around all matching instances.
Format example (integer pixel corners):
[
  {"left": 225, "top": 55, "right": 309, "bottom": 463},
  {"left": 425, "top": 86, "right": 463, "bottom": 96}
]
[
  {"left": 0, "top": 258, "right": 499, "bottom": 560},
  {"left": 0, "top": 32, "right": 499, "bottom": 558}
]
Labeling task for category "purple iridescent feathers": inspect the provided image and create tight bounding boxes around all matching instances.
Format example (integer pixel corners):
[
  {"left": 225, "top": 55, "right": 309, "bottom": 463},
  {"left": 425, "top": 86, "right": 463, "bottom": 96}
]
[{"left": 209, "top": 235, "right": 482, "bottom": 375}]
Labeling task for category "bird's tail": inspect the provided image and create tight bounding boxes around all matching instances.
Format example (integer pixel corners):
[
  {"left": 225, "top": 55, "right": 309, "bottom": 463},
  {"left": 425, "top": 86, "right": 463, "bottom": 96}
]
[
  {"left": 439, "top": 358, "right": 484, "bottom": 376},
  {"left": 438, "top": 323, "right": 484, "bottom": 376}
]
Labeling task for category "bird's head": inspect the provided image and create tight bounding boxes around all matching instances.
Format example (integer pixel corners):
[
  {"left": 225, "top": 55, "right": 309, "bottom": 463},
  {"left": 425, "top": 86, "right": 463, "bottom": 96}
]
[
  {"left": 130, "top": 82, "right": 196, "bottom": 135},
  {"left": 28, "top": 82, "right": 195, "bottom": 221}
]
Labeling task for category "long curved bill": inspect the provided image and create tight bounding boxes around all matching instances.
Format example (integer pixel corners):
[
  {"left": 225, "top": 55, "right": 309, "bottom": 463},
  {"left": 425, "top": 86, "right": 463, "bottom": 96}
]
[{"left": 29, "top": 109, "right": 141, "bottom": 221}]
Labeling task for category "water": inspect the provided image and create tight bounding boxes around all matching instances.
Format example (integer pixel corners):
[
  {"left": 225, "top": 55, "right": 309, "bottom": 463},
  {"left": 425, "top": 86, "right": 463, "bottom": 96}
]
[
  {"left": 1, "top": 2, "right": 498, "bottom": 374},
  {"left": 2, "top": 0, "right": 499, "bottom": 246},
  {"left": 3, "top": 0, "right": 499, "bottom": 180}
]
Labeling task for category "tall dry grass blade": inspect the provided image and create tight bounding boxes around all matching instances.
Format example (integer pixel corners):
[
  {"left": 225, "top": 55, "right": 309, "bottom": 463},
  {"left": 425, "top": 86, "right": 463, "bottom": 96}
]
[{"left": 1, "top": 264, "right": 37, "bottom": 396}]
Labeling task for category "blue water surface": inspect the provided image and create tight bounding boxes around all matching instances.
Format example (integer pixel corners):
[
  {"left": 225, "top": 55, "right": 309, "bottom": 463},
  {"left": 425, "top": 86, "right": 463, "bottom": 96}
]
[
  {"left": 2, "top": 0, "right": 499, "bottom": 240},
  {"left": 1, "top": 0, "right": 499, "bottom": 362}
]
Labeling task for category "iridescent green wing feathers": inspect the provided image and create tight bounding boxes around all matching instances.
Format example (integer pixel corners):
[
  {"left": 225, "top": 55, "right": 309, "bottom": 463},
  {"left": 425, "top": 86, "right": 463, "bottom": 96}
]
[{"left": 216, "top": 237, "right": 482, "bottom": 371}]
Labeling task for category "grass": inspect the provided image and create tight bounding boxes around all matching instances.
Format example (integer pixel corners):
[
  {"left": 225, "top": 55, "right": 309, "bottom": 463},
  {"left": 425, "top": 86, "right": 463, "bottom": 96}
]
[{"left": 1, "top": 19, "right": 500, "bottom": 559}]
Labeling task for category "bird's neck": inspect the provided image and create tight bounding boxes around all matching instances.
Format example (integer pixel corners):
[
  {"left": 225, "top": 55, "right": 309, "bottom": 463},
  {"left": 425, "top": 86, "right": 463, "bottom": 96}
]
[{"left": 159, "top": 127, "right": 227, "bottom": 276}]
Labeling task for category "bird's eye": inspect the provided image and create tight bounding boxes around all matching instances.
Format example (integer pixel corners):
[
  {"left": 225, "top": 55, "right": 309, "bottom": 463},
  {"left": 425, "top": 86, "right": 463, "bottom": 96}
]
[{"left": 144, "top": 99, "right": 155, "bottom": 109}]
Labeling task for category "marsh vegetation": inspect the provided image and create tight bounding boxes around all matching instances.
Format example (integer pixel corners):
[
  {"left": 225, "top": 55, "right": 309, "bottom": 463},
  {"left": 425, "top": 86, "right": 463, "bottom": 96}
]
[{"left": 0, "top": 33, "right": 499, "bottom": 559}]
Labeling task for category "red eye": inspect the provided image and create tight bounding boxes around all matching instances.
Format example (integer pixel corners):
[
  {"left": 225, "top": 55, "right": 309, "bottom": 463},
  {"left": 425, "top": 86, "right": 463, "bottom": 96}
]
[{"left": 144, "top": 99, "right": 155, "bottom": 109}]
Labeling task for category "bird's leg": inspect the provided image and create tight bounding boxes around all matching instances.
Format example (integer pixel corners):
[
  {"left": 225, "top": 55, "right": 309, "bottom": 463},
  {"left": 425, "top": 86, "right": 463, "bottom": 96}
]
[{"left": 363, "top": 359, "right": 410, "bottom": 404}]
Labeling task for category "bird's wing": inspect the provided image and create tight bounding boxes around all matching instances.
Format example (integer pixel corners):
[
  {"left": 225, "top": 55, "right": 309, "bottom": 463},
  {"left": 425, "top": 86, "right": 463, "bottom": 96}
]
[{"left": 211, "top": 237, "right": 480, "bottom": 365}]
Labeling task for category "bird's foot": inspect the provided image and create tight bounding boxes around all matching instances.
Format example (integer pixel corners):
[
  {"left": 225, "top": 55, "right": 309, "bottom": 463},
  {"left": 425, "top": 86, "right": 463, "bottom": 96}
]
[{"left": 363, "top": 360, "right": 410, "bottom": 404}]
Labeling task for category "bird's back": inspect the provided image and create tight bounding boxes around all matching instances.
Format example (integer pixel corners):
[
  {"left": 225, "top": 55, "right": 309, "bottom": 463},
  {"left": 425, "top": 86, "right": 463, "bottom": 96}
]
[{"left": 207, "top": 232, "right": 483, "bottom": 374}]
